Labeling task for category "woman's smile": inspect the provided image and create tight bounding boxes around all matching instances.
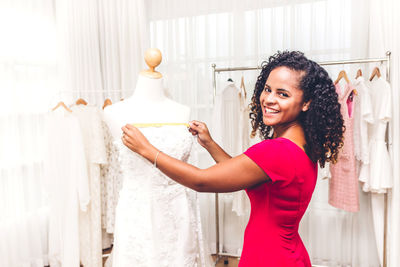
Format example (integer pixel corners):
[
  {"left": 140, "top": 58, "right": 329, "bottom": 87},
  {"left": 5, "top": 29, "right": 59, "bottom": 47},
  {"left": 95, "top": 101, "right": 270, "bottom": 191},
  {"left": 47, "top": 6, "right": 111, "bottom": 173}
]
[{"left": 264, "top": 107, "right": 280, "bottom": 115}]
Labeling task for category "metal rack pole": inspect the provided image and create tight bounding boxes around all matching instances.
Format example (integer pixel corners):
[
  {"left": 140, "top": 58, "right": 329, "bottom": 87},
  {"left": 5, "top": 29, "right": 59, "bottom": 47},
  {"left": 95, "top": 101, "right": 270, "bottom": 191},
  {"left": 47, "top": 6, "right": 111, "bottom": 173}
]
[
  {"left": 58, "top": 89, "right": 134, "bottom": 93},
  {"left": 212, "top": 55, "right": 390, "bottom": 101},
  {"left": 383, "top": 50, "right": 391, "bottom": 267},
  {"left": 211, "top": 52, "right": 392, "bottom": 264}
]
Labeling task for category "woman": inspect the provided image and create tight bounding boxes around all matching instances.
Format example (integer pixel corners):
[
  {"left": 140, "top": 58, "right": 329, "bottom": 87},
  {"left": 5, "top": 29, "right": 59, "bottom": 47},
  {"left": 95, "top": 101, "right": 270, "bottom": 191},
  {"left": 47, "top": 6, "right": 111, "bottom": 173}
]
[{"left": 121, "top": 51, "right": 344, "bottom": 266}]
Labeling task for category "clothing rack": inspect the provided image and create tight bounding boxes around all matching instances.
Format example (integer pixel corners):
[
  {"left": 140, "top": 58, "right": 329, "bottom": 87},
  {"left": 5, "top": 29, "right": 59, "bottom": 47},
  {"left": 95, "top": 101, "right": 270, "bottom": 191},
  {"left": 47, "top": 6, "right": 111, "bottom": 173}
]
[
  {"left": 54, "top": 89, "right": 134, "bottom": 107},
  {"left": 58, "top": 89, "right": 134, "bottom": 93},
  {"left": 211, "top": 51, "right": 391, "bottom": 266}
]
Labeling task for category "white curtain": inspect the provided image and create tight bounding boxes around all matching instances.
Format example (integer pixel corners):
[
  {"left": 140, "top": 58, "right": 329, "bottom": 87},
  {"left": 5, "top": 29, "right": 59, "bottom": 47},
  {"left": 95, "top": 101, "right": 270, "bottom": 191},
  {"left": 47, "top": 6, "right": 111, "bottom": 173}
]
[
  {"left": 2, "top": 0, "right": 398, "bottom": 266},
  {"left": 0, "top": 0, "right": 57, "bottom": 266},
  {"left": 0, "top": 0, "right": 149, "bottom": 265},
  {"left": 368, "top": 1, "right": 400, "bottom": 266},
  {"left": 148, "top": 0, "right": 384, "bottom": 266},
  {"left": 55, "top": 0, "right": 149, "bottom": 106}
]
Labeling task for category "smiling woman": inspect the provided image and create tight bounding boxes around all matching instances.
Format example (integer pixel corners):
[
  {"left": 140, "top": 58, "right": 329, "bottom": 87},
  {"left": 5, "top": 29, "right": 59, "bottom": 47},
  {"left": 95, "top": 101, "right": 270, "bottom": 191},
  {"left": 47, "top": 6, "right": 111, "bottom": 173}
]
[
  {"left": 260, "top": 66, "right": 311, "bottom": 136},
  {"left": 121, "top": 50, "right": 345, "bottom": 266},
  {"left": 250, "top": 51, "right": 345, "bottom": 166}
]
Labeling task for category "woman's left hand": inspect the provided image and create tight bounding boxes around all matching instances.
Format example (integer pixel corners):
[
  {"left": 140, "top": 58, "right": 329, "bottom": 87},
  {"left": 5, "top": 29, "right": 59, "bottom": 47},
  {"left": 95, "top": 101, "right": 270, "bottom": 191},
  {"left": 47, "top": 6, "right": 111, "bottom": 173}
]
[{"left": 121, "top": 124, "right": 153, "bottom": 156}]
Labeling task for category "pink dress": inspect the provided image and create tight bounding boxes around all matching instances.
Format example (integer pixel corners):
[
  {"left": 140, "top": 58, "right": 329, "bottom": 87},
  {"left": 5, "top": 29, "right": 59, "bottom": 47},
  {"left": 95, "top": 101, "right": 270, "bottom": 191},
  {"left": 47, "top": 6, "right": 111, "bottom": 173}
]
[
  {"left": 241, "top": 138, "right": 317, "bottom": 266},
  {"left": 329, "top": 83, "right": 359, "bottom": 212}
]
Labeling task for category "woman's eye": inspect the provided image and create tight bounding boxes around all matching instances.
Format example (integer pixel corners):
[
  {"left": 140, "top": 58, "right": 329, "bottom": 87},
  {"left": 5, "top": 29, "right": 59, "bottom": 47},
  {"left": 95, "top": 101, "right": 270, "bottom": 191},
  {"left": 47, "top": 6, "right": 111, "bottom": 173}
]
[
  {"left": 279, "top": 92, "right": 289, "bottom": 97},
  {"left": 264, "top": 87, "right": 271, "bottom": 92}
]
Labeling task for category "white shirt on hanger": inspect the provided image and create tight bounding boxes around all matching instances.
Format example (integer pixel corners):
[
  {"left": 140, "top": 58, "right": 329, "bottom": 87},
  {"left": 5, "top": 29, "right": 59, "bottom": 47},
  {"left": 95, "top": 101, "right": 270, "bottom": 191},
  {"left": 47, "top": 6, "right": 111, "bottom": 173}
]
[
  {"left": 353, "top": 76, "right": 374, "bottom": 165},
  {"left": 44, "top": 109, "right": 89, "bottom": 267}
]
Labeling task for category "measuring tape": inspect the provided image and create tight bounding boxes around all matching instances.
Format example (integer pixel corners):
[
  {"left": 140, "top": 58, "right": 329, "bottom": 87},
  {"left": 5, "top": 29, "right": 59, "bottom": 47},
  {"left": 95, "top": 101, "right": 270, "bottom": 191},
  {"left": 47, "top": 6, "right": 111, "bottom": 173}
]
[{"left": 131, "top": 123, "right": 190, "bottom": 128}]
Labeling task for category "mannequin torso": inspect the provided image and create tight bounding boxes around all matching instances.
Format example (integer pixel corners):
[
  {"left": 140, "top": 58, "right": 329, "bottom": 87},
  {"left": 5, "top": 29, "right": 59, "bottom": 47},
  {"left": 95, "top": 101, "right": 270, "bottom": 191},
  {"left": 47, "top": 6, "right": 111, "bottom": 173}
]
[{"left": 103, "top": 74, "right": 190, "bottom": 140}]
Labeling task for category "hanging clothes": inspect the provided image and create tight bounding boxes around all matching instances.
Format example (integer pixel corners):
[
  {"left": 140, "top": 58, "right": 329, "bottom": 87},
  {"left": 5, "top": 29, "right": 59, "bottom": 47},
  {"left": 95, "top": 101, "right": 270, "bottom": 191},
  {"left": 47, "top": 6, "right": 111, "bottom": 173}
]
[
  {"left": 44, "top": 109, "right": 89, "bottom": 267},
  {"left": 329, "top": 83, "right": 359, "bottom": 212},
  {"left": 100, "top": 118, "right": 123, "bottom": 243},
  {"left": 232, "top": 79, "right": 251, "bottom": 217},
  {"left": 71, "top": 105, "right": 107, "bottom": 267},
  {"left": 212, "top": 81, "right": 248, "bottom": 156},
  {"left": 212, "top": 81, "right": 251, "bottom": 254},
  {"left": 365, "top": 76, "right": 393, "bottom": 266},
  {"left": 353, "top": 76, "right": 374, "bottom": 165},
  {"left": 359, "top": 76, "right": 393, "bottom": 193},
  {"left": 212, "top": 81, "right": 251, "bottom": 213}
]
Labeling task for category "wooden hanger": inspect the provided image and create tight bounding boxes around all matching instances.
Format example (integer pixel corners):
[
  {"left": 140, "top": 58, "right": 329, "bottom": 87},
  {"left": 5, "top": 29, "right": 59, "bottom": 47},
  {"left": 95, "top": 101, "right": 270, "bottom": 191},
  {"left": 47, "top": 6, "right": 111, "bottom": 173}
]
[
  {"left": 103, "top": 98, "right": 112, "bottom": 109},
  {"left": 369, "top": 67, "right": 381, "bottom": 81},
  {"left": 52, "top": 101, "right": 72, "bottom": 112},
  {"left": 240, "top": 75, "right": 247, "bottom": 99},
  {"left": 355, "top": 69, "right": 362, "bottom": 79},
  {"left": 334, "top": 70, "right": 358, "bottom": 95},
  {"left": 334, "top": 70, "right": 350, "bottom": 85},
  {"left": 75, "top": 98, "right": 88, "bottom": 105}
]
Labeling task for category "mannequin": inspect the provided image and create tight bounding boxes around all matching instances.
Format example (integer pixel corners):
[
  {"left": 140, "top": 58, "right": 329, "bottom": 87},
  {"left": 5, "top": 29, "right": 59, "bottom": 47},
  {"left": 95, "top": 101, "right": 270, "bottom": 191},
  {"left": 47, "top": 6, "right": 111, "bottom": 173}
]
[
  {"left": 102, "top": 49, "right": 209, "bottom": 266},
  {"left": 103, "top": 48, "right": 190, "bottom": 140}
]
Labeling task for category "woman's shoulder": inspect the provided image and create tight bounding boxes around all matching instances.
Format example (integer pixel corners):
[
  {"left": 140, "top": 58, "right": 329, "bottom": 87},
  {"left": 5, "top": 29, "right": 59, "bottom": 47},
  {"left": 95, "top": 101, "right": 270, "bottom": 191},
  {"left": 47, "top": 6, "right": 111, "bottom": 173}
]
[
  {"left": 244, "top": 138, "right": 293, "bottom": 160},
  {"left": 246, "top": 137, "right": 311, "bottom": 162},
  {"left": 244, "top": 138, "right": 297, "bottom": 184},
  {"left": 250, "top": 137, "right": 296, "bottom": 151}
]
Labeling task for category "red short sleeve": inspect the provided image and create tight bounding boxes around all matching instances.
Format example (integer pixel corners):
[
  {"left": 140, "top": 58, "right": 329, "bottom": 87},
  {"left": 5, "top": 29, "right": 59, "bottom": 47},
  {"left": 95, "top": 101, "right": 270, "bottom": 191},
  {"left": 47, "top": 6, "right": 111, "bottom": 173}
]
[{"left": 244, "top": 138, "right": 296, "bottom": 185}]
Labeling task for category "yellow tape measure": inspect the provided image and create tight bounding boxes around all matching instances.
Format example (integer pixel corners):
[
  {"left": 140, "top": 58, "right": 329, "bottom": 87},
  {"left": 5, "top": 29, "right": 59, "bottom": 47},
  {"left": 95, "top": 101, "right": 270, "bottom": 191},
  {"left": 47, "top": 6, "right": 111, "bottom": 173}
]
[{"left": 131, "top": 122, "right": 190, "bottom": 128}]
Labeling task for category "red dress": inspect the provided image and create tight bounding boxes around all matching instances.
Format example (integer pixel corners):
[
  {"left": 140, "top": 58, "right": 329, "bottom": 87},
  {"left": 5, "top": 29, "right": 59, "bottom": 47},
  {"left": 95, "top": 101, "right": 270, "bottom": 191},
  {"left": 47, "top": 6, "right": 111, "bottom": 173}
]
[{"left": 241, "top": 138, "right": 317, "bottom": 267}]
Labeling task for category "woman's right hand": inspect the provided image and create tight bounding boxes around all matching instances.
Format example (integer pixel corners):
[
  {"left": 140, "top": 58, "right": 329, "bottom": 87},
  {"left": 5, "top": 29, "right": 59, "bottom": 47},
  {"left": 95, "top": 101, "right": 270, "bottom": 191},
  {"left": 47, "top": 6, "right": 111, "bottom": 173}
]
[{"left": 188, "top": 120, "right": 214, "bottom": 149}]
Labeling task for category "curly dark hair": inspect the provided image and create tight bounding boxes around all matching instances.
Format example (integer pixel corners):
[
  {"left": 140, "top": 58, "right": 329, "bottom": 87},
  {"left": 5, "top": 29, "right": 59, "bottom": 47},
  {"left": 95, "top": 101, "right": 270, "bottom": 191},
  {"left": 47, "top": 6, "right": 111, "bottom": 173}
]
[{"left": 249, "top": 51, "right": 344, "bottom": 168}]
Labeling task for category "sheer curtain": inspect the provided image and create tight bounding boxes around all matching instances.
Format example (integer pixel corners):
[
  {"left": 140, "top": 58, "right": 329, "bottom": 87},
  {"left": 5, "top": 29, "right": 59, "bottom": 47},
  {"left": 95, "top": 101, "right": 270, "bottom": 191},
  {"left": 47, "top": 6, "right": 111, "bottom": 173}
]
[
  {"left": 368, "top": 1, "right": 400, "bottom": 266},
  {"left": 54, "top": 0, "right": 149, "bottom": 106},
  {"left": 0, "top": 0, "right": 149, "bottom": 265},
  {"left": 0, "top": 0, "right": 57, "bottom": 266},
  {"left": 2, "top": 0, "right": 397, "bottom": 266},
  {"left": 147, "top": 0, "right": 381, "bottom": 265}
]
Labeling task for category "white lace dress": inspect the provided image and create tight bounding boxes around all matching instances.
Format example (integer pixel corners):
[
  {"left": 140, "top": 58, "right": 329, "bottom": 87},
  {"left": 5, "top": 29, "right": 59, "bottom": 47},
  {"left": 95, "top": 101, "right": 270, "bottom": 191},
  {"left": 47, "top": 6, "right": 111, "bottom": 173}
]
[
  {"left": 71, "top": 105, "right": 107, "bottom": 267},
  {"left": 112, "top": 125, "right": 209, "bottom": 267},
  {"left": 100, "top": 119, "right": 123, "bottom": 236}
]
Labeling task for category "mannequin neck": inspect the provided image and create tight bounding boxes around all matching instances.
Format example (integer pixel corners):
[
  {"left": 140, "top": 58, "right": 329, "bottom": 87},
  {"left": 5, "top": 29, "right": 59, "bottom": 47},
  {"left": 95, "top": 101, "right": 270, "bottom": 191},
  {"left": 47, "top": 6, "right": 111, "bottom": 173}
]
[{"left": 131, "top": 74, "right": 166, "bottom": 102}]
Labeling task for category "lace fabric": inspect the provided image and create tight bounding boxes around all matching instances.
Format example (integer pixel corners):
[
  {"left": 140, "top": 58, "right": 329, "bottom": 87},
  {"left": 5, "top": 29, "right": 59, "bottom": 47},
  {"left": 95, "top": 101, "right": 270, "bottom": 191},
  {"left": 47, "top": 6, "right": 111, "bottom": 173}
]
[
  {"left": 71, "top": 105, "right": 107, "bottom": 267},
  {"left": 111, "top": 125, "right": 209, "bottom": 266},
  {"left": 100, "top": 119, "right": 123, "bottom": 235}
]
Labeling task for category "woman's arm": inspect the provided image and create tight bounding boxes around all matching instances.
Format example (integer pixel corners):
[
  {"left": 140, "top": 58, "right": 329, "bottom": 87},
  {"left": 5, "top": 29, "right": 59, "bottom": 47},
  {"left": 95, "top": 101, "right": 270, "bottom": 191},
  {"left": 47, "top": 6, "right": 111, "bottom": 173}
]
[
  {"left": 188, "top": 121, "right": 231, "bottom": 163},
  {"left": 122, "top": 124, "right": 268, "bottom": 192}
]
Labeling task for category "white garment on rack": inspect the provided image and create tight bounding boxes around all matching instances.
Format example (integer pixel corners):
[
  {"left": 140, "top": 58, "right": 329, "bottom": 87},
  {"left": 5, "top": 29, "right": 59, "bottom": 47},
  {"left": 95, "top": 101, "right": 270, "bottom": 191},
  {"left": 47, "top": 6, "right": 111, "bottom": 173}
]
[
  {"left": 353, "top": 77, "right": 374, "bottom": 165},
  {"left": 100, "top": 118, "right": 123, "bottom": 235},
  {"left": 371, "top": 193, "right": 385, "bottom": 266},
  {"left": 362, "top": 76, "right": 392, "bottom": 267},
  {"left": 112, "top": 125, "right": 210, "bottom": 267},
  {"left": 72, "top": 105, "right": 107, "bottom": 267},
  {"left": 359, "top": 76, "right": 392, "bottom": 193},
  {"left": 44, "top": 109, "right": 89, "bottom": 267},
  {"left": 211, "top": 81, "right": 251, "bottom": 254},
  {"left": 232, "top": 81, "right": 251, "bottom": 217},
  {"left": 212, "top": 81, "right": 248, "bottom": 157}
]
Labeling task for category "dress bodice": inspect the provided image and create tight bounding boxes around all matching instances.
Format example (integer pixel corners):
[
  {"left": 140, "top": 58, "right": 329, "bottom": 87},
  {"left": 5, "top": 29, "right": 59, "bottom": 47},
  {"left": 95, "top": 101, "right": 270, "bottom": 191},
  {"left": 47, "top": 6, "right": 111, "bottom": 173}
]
[{"left": 115, "top": 125, "right": 193, "bottom": 187}]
